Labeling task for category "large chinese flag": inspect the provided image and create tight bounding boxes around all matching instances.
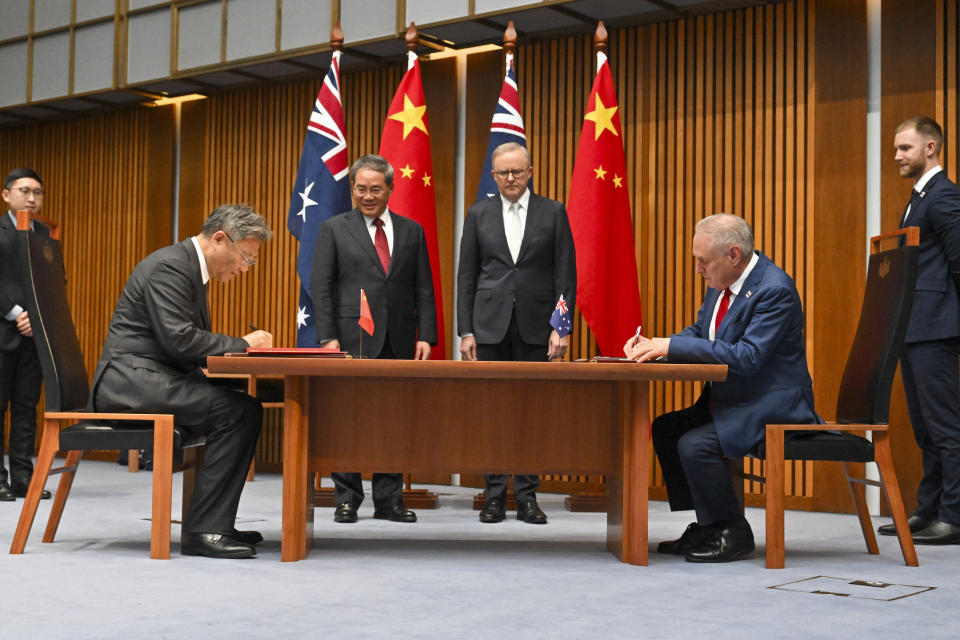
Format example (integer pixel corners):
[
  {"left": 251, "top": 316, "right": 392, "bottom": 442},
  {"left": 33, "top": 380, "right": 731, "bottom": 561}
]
[
  {"left": 567, "top": 51, "right": 642, "bottom": 356},
  {"left": 378, "top": 51, "right": 446, "bottom": 358}
]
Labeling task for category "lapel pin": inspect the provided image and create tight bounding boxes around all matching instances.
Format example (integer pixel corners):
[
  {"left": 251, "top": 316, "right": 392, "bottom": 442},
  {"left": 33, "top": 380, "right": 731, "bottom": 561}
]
[{"left": 745, "top": 291, "right": 752, "bottom": 298}]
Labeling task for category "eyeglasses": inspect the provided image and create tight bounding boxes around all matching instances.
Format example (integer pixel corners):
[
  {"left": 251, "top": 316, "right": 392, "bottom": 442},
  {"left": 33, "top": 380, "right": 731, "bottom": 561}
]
[
  {"left": 223, "top": 231, "right": 257, "bottom": 267},
  {"left": 11, "top": 186, "right": 44, "bottom": 198},
  {"left": 492, "top": 168, "right": 528, "bottom": 179},
  {"left": 353, "top": 185, "right": 386, "bottom": 196}
]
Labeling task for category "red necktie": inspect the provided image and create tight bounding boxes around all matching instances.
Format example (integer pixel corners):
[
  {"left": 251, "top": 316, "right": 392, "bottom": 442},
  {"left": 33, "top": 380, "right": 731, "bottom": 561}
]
[
  {"left": 713, "top": 288, "right": 731, "bottom": 335},
  {"left": 374, "top": 218, "right": 390, "bottom": 273}
]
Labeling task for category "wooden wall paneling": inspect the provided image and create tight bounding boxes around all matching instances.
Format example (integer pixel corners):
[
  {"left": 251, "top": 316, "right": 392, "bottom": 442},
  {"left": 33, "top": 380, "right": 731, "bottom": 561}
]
[
  {"left": 880, "top": 0, "right": 938, "bottom": 515},
  {"left": 0, "top": 107, "right": 174, "bottom": 460},
  {"left": 807, "top": 0, "right": 867, "bottom": 513},
  {"left": 463, "top": 50, "right": 501, "bottom": 213},
  {"left": 420, "top": 56, "right": 457, "bottom": 362}
]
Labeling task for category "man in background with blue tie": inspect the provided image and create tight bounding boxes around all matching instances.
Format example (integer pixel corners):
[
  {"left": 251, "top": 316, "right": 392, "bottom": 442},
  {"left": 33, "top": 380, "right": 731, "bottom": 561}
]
[{"left": 877, "top": 116, "right": 960, "bottom": 544}]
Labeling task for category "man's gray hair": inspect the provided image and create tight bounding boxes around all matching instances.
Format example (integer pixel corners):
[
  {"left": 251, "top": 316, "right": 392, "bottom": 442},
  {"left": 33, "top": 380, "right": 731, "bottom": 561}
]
[
  {"left": 491, "top": 141, "right": 531, "bottom": 166},
  {"left": 349, "top": 154, "right": 394, "bottom": 187},
  {"left": 201, "top": 203, "right": 273, "bottom": 242},
  {"left": 695, "top": 213, "right": 754, "bottom": 255}
]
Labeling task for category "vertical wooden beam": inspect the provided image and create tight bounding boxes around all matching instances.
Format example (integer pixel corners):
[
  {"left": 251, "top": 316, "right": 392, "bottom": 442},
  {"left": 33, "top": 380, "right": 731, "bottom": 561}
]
[
  {"left": 810, "top": 0, "right": 868, "bottom": 512},
  {"left": 879, "top": 0, "right": 939, "bottom": 514}
]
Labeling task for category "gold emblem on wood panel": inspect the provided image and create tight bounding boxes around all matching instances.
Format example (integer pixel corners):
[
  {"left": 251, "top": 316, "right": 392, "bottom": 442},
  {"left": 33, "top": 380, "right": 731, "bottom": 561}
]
[{"left": 878, "top": 256, "right": 890, "bottom": 279}]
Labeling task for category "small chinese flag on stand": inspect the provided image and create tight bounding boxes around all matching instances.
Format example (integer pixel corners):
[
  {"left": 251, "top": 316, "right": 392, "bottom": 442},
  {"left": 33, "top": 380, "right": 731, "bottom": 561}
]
[{"left": 359, "top": 289, "right": 375, "bottom": 336}]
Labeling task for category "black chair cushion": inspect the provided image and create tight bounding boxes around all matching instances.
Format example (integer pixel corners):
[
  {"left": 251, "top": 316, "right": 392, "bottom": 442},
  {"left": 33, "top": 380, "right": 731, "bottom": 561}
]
[
  {"left": 59, "top": 421, "right": 205, "bottom": 451},
  {"left": 750, "top": 431, "right": 875, "bottom": 463}
]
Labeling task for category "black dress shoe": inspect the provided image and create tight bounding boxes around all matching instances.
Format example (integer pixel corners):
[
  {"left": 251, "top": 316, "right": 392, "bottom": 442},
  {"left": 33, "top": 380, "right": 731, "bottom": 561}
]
[
  {"left": 878, "top": 513, "right": 934, "bottom": 536},
  {"left": 517, "top": 499, "right": 548, "bottom": 525},
  {"left": 334, "top": 502, "right": 358, "bottom": 523},
  {"left": 11, "top": 483, "right": 50, "bottom": 500},
  {"left": 373, "top": 504, "right": 417, "bottom": 523},
  {"left": 912, "top": 520, "right": 960, "bottom": 545},
  {"left": 685, "top": 525, "right": 755, "bottom": 563},
  {"left": 230, "top": 528, "right": 264, "bottom": 545},
  {"left": 479, "top": 497, "right": 505, "bottom": 523},
  {"left": 181, "top": 533, "right": 256, "bottom": 559},
  {"left": 0, "top": 481, "right": 14, "bottom": 502},
  {"left": 657, "top": 522, "right": 717, "bottom": 555}
]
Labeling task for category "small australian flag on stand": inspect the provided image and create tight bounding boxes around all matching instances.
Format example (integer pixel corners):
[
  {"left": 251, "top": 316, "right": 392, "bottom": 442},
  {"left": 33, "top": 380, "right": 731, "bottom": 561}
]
[{"left": 549, "top": 294, "right": 572, "bottom": 338}]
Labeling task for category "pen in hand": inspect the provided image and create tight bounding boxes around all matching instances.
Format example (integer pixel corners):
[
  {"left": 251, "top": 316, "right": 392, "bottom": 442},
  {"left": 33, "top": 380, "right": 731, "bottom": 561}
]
[
  {"left": 249, "top": 323, "right": 258, "bottom": 332},
  {"left": 634, "top": 325, "right": 642, "bottom": 341}
]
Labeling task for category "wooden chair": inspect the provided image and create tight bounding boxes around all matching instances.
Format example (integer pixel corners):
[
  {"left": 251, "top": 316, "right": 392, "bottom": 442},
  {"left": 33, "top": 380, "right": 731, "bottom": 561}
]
[
  {"left": 8, "top": 218, "right": 204, "bottom": 559},
  {"left": 743, "top": 228, "right": 920, "bottom": 568}
]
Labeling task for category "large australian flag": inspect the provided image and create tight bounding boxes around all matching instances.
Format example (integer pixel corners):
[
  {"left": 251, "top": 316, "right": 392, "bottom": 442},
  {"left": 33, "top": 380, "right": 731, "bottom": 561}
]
[
  {"left": 287, "top": 50, "right": 352, "bottom": 347},
  {"left": 474, "top": 52, "right": 532, "bottom": 202}
]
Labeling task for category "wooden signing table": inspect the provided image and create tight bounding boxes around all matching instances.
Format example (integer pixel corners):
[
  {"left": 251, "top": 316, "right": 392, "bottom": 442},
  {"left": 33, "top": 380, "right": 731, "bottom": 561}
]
[{"left": 206, "top": 357, "right": 726, "bottom": 564}]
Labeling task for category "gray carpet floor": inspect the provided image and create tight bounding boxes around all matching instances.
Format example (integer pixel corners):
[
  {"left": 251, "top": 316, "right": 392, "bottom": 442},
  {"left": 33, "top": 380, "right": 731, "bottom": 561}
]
[{"left": 0, "top": 460, "right": 956, "bottom": 639}]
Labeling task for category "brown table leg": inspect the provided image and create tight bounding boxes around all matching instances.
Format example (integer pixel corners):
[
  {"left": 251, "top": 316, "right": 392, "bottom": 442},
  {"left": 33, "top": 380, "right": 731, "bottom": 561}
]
[
  {"left": 282, "top": 375, "right": 312, "bottom": 561},
  {"left": 606, "top": 381, "right": 649, "bottom": 565}
]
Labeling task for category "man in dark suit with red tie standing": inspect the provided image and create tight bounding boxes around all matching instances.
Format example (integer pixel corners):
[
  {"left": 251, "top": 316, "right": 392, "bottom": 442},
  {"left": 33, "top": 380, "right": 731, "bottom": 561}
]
[
  {"left": 876, "top": 116, "right": 960, "bottom": 544},
  {"left": 457, "top": 142, "right": 577, "bottom": 525},
  {"left": 0, "top": 168, "right": 52, "bottom": 503},
  {"left": 311, "top": 154, "right": 437, "bottom": 525}
]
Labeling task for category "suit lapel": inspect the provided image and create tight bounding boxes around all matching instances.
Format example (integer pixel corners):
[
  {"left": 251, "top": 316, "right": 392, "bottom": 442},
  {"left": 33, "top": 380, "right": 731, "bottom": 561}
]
[
  {"left": 346, "top": 209, "right": 386, "bottom": 275},
  {"left": 902, "top": 171, "right": 944, "bottom": 227},
  {"left": 483, "top": 196, "right": 513, "bottom": 263},
  {"left": 516, "top": 194, "right": 540, "bottom": 262},
  {"left": 390, "top": 215, "right": 411, "bottom": 275},
  {"left": 715, "top": 252, "right": 766, "bottom": 341},
  {"left": 181, "top": 240, "right": 210, "bottom": 330}
]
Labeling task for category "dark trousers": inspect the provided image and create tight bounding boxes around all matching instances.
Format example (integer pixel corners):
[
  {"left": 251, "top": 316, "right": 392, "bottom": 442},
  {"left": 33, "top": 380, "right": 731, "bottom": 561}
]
[
  {"left": 0, "top": 338, "right": 43, "bottom": 486},
  {"left": 332, "top": 333, "right": 404, "bottom": 509},
  {"left": 180, "top": 389, "right": 262, "bottom": 535},
  {"left": 651, "top": 400, "right": 744, "bottom": 526},
  {"left": 901, "top": 338, "right": 960, "bottom": 526},
  {"left": 476, "top": 311, "right": 545, "bottom": 503}
]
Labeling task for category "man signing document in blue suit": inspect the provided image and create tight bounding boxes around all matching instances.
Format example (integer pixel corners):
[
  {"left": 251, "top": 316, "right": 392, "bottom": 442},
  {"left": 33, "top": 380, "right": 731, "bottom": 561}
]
[{"left": 624, "top": 213, "right": 819, "bottom": 563}]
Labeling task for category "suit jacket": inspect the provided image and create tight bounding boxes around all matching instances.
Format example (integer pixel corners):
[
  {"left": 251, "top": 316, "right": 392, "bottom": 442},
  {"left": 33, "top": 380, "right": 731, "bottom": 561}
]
[
  {"left": 310, "top": 209, "right": 437, "bottom": 359},
  {"left": 457, "top": 193, "right": 576, "bottom": 346},
  {"left": 668, "top": 252, "right": 820, "bottom": 457},
  {"left": 89, "top": 239, "right": 248, "bottom": 425},
  {"left": 898, "top": 171, "right": 960, "bottom": 343},
  {"left": 0, "top": 212, "right": 49, "bottom": 351}
]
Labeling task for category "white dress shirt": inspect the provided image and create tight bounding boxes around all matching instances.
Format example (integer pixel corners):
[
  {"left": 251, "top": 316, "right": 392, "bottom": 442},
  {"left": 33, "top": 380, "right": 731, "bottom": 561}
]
[
  {"left": 190, "top": 236, "right": 210, "bottom": 285},
  {"left": 500, "top": 189, "right": 530, "bottom": 263}
]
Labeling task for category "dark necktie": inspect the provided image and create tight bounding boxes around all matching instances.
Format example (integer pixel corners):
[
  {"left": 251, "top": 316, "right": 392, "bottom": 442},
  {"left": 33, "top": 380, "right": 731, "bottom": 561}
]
[
  {"left": 374, "top": 218, "right": 390, "bottom": 273},
  {"left": 713, "top": 288, "right": 732, "bottom": 335},
  {"left": 900, "top": 189, "right": 921, "bottom": 228}
]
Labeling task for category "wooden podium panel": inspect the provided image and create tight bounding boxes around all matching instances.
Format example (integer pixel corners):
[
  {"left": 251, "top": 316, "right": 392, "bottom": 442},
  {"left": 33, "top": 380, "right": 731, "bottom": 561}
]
[{"left": 207, "top": 358, "right": 726, "bottom": 564}]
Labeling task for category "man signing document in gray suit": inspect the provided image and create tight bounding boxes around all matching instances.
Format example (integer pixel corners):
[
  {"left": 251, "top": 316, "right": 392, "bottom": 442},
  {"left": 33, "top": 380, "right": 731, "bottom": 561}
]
[{"left": 90, "top": 204, "right": 273, "bottom": 559}]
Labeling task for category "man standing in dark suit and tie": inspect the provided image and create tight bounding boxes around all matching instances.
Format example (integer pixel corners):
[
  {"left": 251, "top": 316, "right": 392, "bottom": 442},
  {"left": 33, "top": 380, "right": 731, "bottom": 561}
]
[
  {"left": 876, "top": 116, "right": 960, "bottom": 545},
  {"left": 457, "top": 142, "right": 577, "bottom": 525},
  {"left": 91, "top": 204, "right": 274, "bottom": 559},
  {"left": 0, "top": 168, "right": 52, "bottom": 502},
  {"left": 625, "top": 214, "right": 819, "bottom": 562},
  {"left": 311, "top": 154, "right": 437, "bottom": 525}
]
